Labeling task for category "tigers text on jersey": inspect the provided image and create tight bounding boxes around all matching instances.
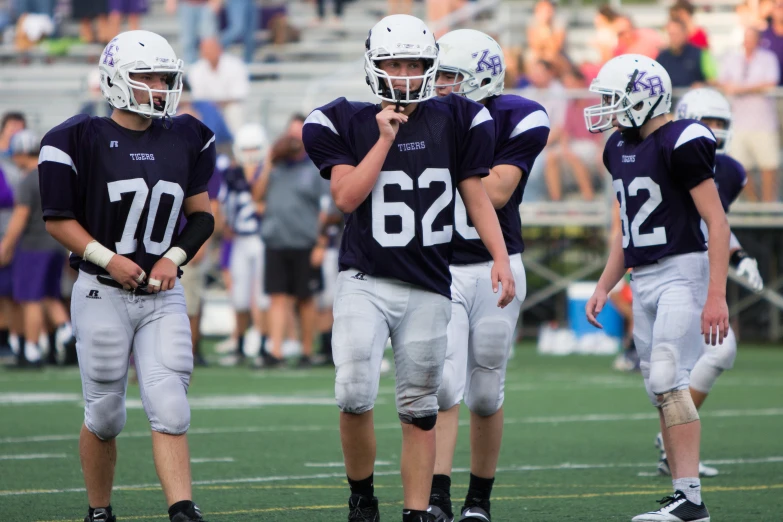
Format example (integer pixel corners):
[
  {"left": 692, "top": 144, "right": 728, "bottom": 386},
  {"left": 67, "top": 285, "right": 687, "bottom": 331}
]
[
  {"left": 603, "top": 119, "right": 716, "bottom": 268},
  {"left": 303, "top": 94, "right": 495, "bottom": 298},
  {"left": 714, "top": 154, "right": 747, "bottom": 212},
  {"left": 219, "top": 164, "right": 262, "bottom": 236},
  {"left": 451, "top": 94, "right": 549, "bottom": 265},
  {"left": 39, "top": 114, "right": 216, "bottom": 275}
]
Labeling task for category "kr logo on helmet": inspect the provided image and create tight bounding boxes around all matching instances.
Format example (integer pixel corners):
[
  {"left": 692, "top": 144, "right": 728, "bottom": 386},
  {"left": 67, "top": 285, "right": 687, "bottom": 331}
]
[
  {"left": 628, "top": 71, "right": 665, "bottom": 96},
  {"left": 472, "top": 49, "right": 502, "bottom": 76},
  {"left": 103, "top": 38, "right": 119, "bottom": 67}
]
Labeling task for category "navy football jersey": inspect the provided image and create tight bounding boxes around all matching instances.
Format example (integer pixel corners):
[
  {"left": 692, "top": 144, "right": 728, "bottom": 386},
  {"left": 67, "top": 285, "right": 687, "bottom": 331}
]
[
  {"left": 603, "top": 119, "right": 717, "bottom": 268},
  {"left": 39, "top": 114, "right": 216, "bottom": 275},
  {"left": 451, "top": 94, "right": 550, "bottom": 265},
  {"left": 714, "top": 154, "right": 747, "bottom": 212},
  {"left": 303, "top": 94, "right": 495, "bottom": 298},
  {"left": 219, "top": 164, "right": 262, "bottom": 236}
]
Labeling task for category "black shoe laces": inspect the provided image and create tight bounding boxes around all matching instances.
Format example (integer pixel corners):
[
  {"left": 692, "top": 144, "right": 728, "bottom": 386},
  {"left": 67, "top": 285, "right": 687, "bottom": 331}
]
[
  {"left": 349, "top": 502, "right": 377, "bottom": 521},
  {"left": 656, "top": 492, "right": 685, "bottom": 506}
]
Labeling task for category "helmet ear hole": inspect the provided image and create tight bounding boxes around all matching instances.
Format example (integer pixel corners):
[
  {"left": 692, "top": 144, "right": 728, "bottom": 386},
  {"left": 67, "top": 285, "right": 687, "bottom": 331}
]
[{"left": 109, "top": 81, "right": 130, "bottom": 109}]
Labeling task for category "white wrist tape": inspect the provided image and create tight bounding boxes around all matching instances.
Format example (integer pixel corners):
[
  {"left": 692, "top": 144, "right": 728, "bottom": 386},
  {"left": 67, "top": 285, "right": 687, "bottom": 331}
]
[
  {"left": 83, "top": 240, "right": 115, "bottom": 269},
  {"left": 163, "top": 247, "right": 187, "bottom": 267}
]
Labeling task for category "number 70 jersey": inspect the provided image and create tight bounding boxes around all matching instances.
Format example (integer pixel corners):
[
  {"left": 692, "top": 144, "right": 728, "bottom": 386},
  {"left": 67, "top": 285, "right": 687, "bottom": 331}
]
[
  {"left": 303, "top": 95, "right": 495, "bottom": 298},
  {"left": 604, "top": 119, "right": 717, "bottom": 268},
  {"left": 38, "top": 114, "right": 216, "bottom": 275}
]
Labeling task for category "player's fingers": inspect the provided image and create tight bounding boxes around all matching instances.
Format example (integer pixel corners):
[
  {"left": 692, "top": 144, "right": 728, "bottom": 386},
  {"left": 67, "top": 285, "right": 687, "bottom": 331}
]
[{"left": 167, "top": 278, "right": 175, "bottom": 291}]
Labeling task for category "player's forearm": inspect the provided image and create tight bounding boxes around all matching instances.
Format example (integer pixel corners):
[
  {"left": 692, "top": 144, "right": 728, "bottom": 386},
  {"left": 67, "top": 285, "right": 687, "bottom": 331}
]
[
  {"left": 331, "top": 138, "right": 393, "bottom": 213},
  {"left": 45, "top": 218, "right": 98, "bottom": 257},
  {"left": 706, "top": 216, "right": 730, "bottom": 297},
  {"left": 596, "top": 231, "right": 626, "bottom": 294},
  {"left": 459, "top": 178, "right": 508, "bottom": 262},
  {"left": 482, "top": 165, "right": 522, "bottom": 209}
]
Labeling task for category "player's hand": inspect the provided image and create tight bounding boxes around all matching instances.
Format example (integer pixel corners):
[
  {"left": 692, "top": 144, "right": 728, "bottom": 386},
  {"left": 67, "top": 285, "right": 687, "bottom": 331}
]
[
  {"left": 702, "top": 292, "right": 729, "bottom": 346},
  {"left": 737, "top": 257, "right": 764, "bottom": 293},
  {"left": 376, "top": 104, "right": 408, "bottom": 143},
  {"left": 586, "top": 286, "right": 608, "bottom": 329},
  {"left": 106, "top": 255, "right": 146, "bottom": 290},
  {"left": 491, "top": 259, "right": 515, "bottom": 308},
  {"left": 0, "top": 240, "right": 13, "bottom": 266},
  {"left": 310, "top": 245, "right": 325, "bottom": 267},
  {"left": 147, "top": 257, "right": 178, "bottom": 293}
]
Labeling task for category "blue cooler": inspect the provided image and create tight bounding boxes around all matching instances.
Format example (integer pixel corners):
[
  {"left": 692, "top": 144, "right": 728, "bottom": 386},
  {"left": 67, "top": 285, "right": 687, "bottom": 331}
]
[{"left": 567, "top": 282, "right": 624, "bottom": 339}]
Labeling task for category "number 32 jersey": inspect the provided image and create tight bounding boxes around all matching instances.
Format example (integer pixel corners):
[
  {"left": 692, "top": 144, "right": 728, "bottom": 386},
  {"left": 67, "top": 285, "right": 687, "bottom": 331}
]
[
  {"left": 303, "top": 95, "right": 495, "bottom": 298},
  {"left": 39, "top": 114, "right": 216, "bottom": 275},
  {"left": 604, "top": 119, "right": 717, "bottom": 268}
]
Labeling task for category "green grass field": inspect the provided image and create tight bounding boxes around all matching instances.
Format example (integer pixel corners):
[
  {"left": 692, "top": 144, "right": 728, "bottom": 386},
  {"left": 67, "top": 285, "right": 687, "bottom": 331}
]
[{"left": 1, "top": 344, "right": 782, "bottom": 522}]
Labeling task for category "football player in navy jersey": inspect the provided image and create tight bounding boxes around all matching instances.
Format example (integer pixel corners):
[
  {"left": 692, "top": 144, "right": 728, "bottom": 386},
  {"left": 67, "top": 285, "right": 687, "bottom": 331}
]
[
  {"left": 428, "top": 29, "right": 549, "bottom": 522},
  {"left": 38, "top": 31, "right": 214, "bottom": 522},
  {"left": 644, "top": 87, "right": 763, "bottom": 479},
  {"left": 218, "top": 123, "right": 269, "bottom": 365},
  {"left": 302, "top": 14, "right": 515, "bottom": 522},
  {"left": 584, "top": 55, "right": 730, "bottom": 522}
]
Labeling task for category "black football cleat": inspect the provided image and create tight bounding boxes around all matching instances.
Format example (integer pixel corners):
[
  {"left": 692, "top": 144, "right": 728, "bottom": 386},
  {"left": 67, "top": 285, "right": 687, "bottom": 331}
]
[
  {"left": 85, "top": 508, "right": 116, "bottom": 522},
  {"left": 459, "top": 499, "right": 491, "bottom": 521},
  {"left": 348, "top": 493, "right": 380, "bottom": 522},
  {"left": 428, "top": 489, "right": 454, "bottom": 522},
  {"left": 632, "top": 490, "right": 710, "bottom": 521}
]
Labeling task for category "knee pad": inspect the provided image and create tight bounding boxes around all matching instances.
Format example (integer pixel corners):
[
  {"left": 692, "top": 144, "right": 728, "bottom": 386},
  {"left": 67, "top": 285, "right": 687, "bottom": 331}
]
[
  {"left": 648, "top": 343, "right": 679, "bottom": 395},
  {"left": 400, "top": 413, "right": 437, "bottom": 431},
  {"left": 640, "top": 361, "right": 659, "bottom": 406},
  {"left": 690, "top": 328, "right": 736, "bottom": 393},
  {"left": 86, "top": 393, "right": 127, "bottom": 440},
  {"left": 437, "top": 359, "right": 464, "bottom": 412},
  {"left": 465, "top": 320, "right": 511, "bottom": 417},
  {"left": 660, "top": 388, "right": 699, "bottom": 428},
  {"left": 144, "top": 376, "right": 191, "bottom": 435}
]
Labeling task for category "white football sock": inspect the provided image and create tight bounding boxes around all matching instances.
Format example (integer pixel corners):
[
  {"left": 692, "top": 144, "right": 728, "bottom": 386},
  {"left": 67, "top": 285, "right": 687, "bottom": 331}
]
[
  {"left": 24, "top": 341, "right": 41, "bottom": 363},
  {"left": 673, "top": 477, "right": 701, "bottom": 504}
]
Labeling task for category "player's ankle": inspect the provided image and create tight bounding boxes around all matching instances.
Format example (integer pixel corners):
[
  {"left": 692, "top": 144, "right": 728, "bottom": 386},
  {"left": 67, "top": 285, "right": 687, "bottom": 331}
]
[
  {"left": 432, "top": 473, "right": 452, "bottom": 497},
  {"left": 168, "top": 500, "right": 198, "bottom": 521},
  {"left": 466, "top": 473, "right": 494, "bottom": 503},
  {"left": 347, "top": 472, "right": 374, "bottom": 498}
]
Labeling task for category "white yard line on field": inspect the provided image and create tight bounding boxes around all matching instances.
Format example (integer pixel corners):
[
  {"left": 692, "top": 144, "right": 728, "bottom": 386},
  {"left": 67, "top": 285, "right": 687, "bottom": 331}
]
[
  {"left": 0, "top": 453, "right": 66, "bottom": 460},
  {"left": 1, "top": 456, "right": 781, "bottom": 497},
  {"left": 2, "top": 407, "right": 783, "bottom": 445}
]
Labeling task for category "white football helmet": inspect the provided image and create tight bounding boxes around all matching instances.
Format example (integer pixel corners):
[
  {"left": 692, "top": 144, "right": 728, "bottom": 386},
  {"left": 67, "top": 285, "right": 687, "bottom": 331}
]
[
  {"left": 99, "top": 30, "right": 184, "bottom": 119},
  {"left": 364, "top": 14, "right": 439, "bottom": 104},
  {"left": 233, "top": 123, "right": 269, "bottom": 165},
  {"left": 584, "top": 54, "right": 672, "bottom": 133},
  {"left": 675, "top": 88, "right": 732, "bottom": 154},
  {"left": 436, "top": 29, "right": 505, "bottom": 102}
]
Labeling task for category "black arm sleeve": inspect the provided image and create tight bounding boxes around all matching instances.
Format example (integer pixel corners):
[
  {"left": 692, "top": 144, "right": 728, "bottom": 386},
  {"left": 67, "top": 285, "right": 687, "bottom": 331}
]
[{"left": 173, "top": 211, "right": 215, "bottom": 264}]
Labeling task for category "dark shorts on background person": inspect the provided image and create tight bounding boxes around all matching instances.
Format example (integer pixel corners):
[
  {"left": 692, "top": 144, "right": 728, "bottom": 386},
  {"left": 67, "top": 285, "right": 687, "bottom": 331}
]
[
  {"left": 108, "top": 0, "right": 148, "bottom": 14},
  {"left": 0, "top": 265, "right": 12, "bottom": 297},
  {"left": 72, "top": 0, "right": 109, "bottom": 18},
  {"left": 220, "top": 238, "right": 233, "bottom": 271},
  {"left": 265, "top": 248, "right": 322, "bottom": 299},
  {"left": 12, "top": 249, "right": 65, "bottom": 302}
]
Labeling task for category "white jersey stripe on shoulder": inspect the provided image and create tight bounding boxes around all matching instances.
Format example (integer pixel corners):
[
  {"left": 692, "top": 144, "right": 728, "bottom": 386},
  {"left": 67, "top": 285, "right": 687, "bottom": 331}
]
[
  {"left": 510, "top": 110, "right": 550, "bottom": 139},
  {"left": 304, "top": 110, "right": 339, "bottom": 135},
  {"left": 38, "top": 145, "right": 77, "bottom": 175},
  {"left": 674, "top": 123, "right": 715, "bottom": 150},
  {"left": 200, "top": 134, "right": 216, "bottom": 152},
  {"left": 470, "top": 107, "right": 492, "bottom": 129}
]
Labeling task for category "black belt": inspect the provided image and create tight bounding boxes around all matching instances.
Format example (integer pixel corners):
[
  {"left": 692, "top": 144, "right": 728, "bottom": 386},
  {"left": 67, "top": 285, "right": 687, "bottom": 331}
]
[{"left": 96, "top": 275, "right": 151, "bottom": 296}]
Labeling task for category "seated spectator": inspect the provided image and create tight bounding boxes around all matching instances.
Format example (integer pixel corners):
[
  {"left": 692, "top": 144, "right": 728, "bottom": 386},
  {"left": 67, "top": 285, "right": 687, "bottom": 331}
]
[
  {"left": 388, "top": 0, "right": 412, "bottom": 15},
  {"left": 592, "top": 4, "right": 619, "bottom": 65},
  {"left": 166, "top": 0, "right": 220, "bottom": 64},
  {"left": 546, "top": 67, "right": 602, "bottom": 201},
  {"left": 669, "top": 0, "right": 709, "bottom": 49},
  {"left": 108, "top": 0, "right": 148, "bottom": 36},
  {"left": 760, "top": 0, "right": 783, "bottom": 86},
  {"left": 220, "top": 0, "right": 258, "bottom": 63},
  {"left": 0, "top": 112, "right": 25, "bottom": 157},
  {"left": 73, "top": 0, "right": 109, "bottom": 44},
  {"left": 314, "top": 0, "right": 344, "bottom": 27},
  {"left": 526, "top": 0, "right": 566, "bottom": 68},
  {"left": 613, "top": 16, "right": 662, "bottom": 59},
  {"left": 188, "top": 37, "right": 250, "bottom": 134},
  {"left": 720, "top": 28, "right": 780, "bottom": 202},
  {"left": 656, "top": 18, "right": 717, "bottom": 88}
]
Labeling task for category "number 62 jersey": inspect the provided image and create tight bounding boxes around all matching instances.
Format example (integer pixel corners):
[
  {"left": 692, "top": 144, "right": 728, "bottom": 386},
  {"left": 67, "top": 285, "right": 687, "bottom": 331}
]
[
  {"left": 303, "top": 95, "right": 495, "bottom": 298},
  {"left": 38, "top": 114, "right": 216, "bottom": 275},
  {"left": 604, "top": 119, "right": 717, "bottom": 268}
]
